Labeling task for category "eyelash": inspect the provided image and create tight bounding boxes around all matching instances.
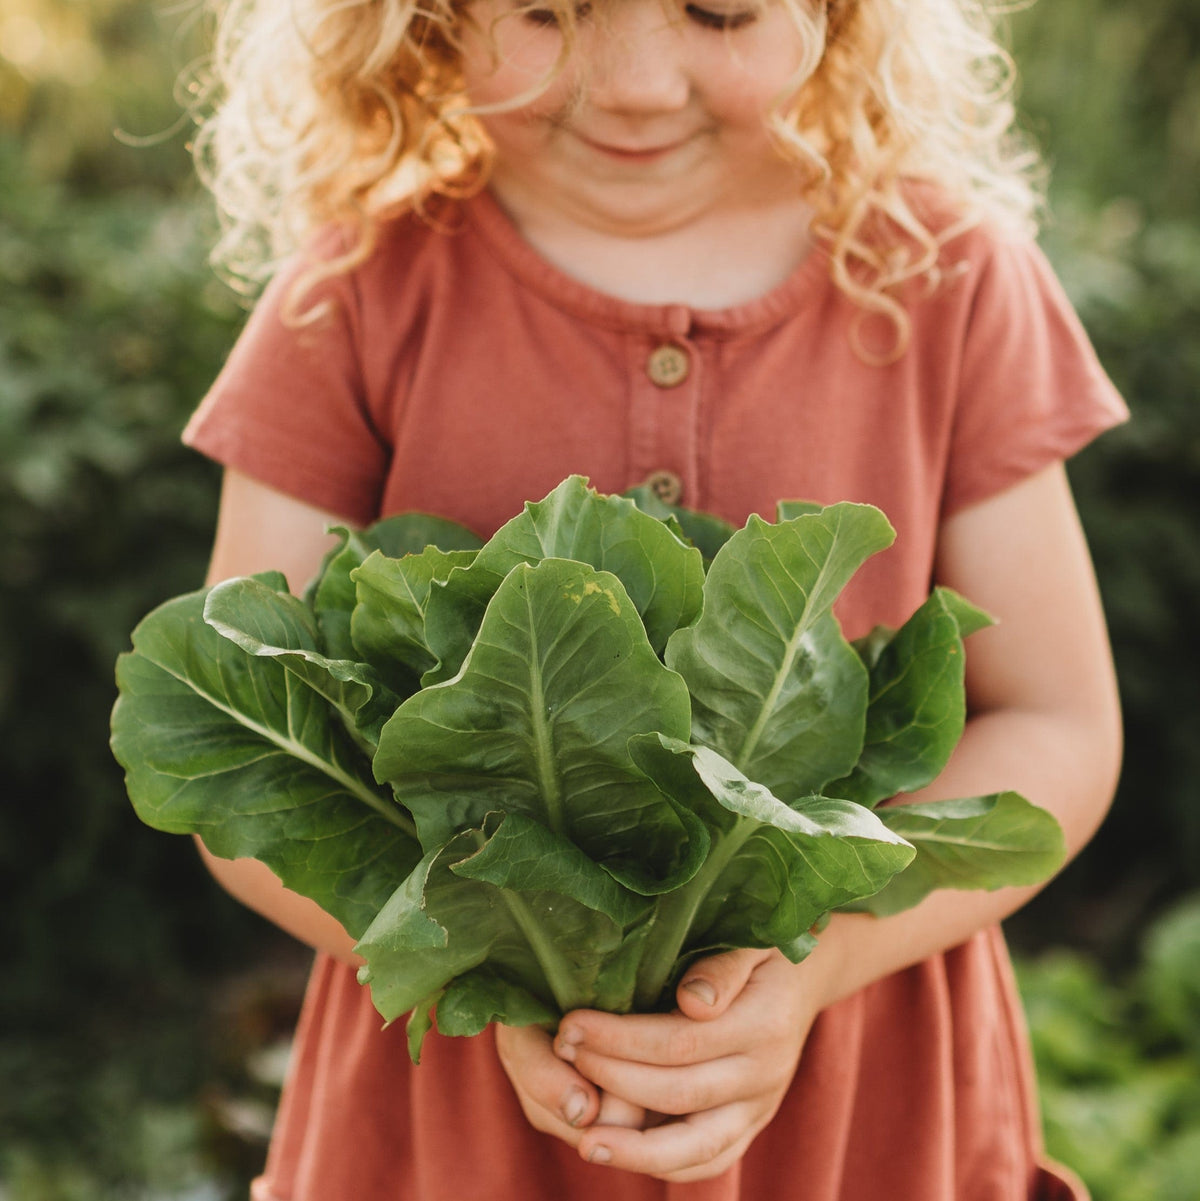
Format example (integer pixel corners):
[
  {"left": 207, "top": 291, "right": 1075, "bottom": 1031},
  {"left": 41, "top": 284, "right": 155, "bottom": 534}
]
[
  {"left": 520, "top": 3, "right": 759, "bottom": 32},
  {"left": 520, "top": 3, "right": 588, "bottom": 27},
  {"left": 683, "top": 4, "right": 759, "bottom": 30}
]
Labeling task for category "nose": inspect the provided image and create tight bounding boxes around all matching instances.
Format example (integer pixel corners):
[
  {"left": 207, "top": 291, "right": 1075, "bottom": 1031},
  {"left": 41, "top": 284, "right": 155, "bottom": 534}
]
[{"left": 583, "top": 4, "right": 691, "bottom": 114}]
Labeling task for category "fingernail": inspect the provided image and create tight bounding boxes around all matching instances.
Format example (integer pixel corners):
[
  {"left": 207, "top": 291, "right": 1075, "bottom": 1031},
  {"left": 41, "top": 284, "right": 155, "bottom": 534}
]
[
  {"left": 558, "top": 1025, "right": 583, "bottom": 1046},
  {"left": 588, "top": 1145, "right": 612, "bottom": 1166},
  {"left": 555, "top": 1037, "right": 577, "bottom": 1063},
  {"left": 682, "top": 978, "right": 717, "bottom": 1006},
  {"left": 563, "top": 1089, "right": 587, "bottom": 1127}
]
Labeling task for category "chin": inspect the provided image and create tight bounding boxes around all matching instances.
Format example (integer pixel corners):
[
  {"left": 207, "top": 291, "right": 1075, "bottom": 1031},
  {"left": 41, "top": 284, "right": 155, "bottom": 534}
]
[{"left": 580, "top": 189, "right": 713, "bottom": 238}]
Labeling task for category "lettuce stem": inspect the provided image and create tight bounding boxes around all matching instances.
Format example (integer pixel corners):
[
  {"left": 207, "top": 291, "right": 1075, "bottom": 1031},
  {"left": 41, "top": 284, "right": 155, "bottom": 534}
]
[
  {"left": 633, "top": 818, "right": 754, "bottom": 1010},
  {"left": 499, "top": 889, "right": 592, "bottom": 1015}
]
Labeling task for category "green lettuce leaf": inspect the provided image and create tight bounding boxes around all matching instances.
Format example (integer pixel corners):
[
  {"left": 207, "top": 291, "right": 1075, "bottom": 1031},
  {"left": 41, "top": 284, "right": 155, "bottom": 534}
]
[
  {"left": 666, "top": 503, "right": 895, "bottom": 800},
  {"left": 624, "top": 485, "right": 738, "bottom": 563},
  {"left": 422, "top": 475, "right": 705, "bottom": 683},
  {"left": 203, "top": 574, "right": 402, "bottom": 750},
  {"left": 775, "top": 499, "right": 826, "bottom": 521},
  {"left": 627, "top": 735, "right": 914, "bottom": 1005},
  {"left": 350, "top": 545, "right": 478, "bottom": 687},
  {"left": 355, "top": 812, "right": 653, "bottom": 1053},
  {"left": 827, "top": 587, "right": 993, "bottom": 808},
  {"left": 307, "top": 515, "right": 481, "bottom": 661},
  {"left": 111, "top": 576, "right": 421, "bottom": 938},
  {"left": 847, "top": 792, "right": 1067, "bottom": 916},
  {"left": 374, "top": 557, "right": 705, "bottom": 894}
]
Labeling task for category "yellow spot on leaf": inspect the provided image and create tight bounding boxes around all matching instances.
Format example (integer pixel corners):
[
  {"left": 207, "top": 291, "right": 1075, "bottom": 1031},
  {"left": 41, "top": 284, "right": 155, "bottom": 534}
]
[{"left": 580, "top": 579, "right": 622, "bottom": 616}]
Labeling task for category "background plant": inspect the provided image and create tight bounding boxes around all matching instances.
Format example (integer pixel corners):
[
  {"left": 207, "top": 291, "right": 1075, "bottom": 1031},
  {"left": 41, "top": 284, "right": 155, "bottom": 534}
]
[{"left": 1, "top": 0, "right": 1196, "bottom": 1196}]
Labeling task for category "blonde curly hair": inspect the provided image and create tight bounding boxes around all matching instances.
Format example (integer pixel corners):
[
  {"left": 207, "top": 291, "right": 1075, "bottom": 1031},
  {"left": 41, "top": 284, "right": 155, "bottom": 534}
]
[{"left": 188, "top": 0, "right": 1043, "bottom": 353}]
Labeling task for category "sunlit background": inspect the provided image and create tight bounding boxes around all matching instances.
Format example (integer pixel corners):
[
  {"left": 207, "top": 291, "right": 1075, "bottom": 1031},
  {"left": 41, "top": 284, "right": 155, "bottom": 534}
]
[{"left": 2, "top": 1, "right": 1198, "bottom": 1198}]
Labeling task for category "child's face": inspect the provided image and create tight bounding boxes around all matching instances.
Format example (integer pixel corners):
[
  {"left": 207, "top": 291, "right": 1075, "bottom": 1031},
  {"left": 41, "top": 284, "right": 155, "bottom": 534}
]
[{"left": 459, "top": 0, "right": 820, "bottom": 237}]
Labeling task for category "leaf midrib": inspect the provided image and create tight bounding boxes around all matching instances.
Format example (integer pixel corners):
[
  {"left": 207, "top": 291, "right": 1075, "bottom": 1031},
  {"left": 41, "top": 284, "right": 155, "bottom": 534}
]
[
  {"left": 148, "top": 650, "right": 416, "bottom": 836},
  {"left": 734, "top": 535, "right": 831, "bottom": 772},
  {"left": 908, "top": 831, "right": 1035, "bottom": 853},
  {"left": 522, "top": 581, "right": 566, "bottom": 836}
]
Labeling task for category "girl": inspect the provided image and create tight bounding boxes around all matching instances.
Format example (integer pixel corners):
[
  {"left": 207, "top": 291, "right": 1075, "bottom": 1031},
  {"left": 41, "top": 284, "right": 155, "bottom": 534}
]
[{"left": 183, "top": 0, "right": 1127, "bottom": 1196}]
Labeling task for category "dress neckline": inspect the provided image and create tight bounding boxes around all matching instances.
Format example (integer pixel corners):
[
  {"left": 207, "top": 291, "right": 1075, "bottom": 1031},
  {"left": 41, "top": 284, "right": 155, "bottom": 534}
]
[{"left": 462, "top": 186, "right": 832, "bottom": 341}]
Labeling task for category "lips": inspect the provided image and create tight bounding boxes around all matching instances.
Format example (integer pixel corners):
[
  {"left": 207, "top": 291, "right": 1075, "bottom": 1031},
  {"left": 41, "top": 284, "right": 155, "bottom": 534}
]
[{"left": 576, "top": 132, "right": 690, "bottom": 161}]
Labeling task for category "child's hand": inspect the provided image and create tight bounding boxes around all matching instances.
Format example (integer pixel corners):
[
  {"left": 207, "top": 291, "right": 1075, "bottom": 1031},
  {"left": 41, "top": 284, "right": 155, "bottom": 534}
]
[
  {"left": 554, "top": 947, "right": 823, "bottom": 1183},
  {"left": 493, "top": 1024, "right": 649, "bottom": 1147}
]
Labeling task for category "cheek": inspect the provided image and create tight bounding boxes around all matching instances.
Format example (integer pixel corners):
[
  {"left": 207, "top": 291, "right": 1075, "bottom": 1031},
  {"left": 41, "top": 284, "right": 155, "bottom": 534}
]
[
  {"left": 714, "top": 19, "right": 824, "bottom": 122},
  {"left": 460, "top": 21, "right": 570, "bottom": 113},
  {"left": 704, "top": 69, "right": 792, "bottom": 136}
]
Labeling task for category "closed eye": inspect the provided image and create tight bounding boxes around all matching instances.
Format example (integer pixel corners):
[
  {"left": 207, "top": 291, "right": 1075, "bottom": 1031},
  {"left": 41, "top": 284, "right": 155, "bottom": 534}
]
[
  {"left": 519, "top": 1, "right": 757, "bottom": 32},
  {"left": 684, "top": 3, "right": 759, "bottom": 30},
  {"left": 521, "top": 1, "right": 754, "bottom": 31},
  {"left": 520, "top": 1, "right": 592, "bottom": 26}
]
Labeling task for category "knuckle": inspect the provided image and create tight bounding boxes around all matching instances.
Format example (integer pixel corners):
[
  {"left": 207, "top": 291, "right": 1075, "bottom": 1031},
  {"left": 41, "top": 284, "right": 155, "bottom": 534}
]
[
  {"left": 706, "top": 951, "right": 744, "bottom": 980},
  {"left": 656, "top": 1082, "right": 702, "bottom": 1116},
  {"left": 665, "top": 1024, "right": 701, "bottom": 1063},
  {"left": 756, "top": 1050, "right": 791, "bottom": 1085},
  {"left": 695, "top": 1131, "right": 729, "bottom": 1167},
  {"left": 753, "top": 1023, "right": 792, "bottom": 1061}
]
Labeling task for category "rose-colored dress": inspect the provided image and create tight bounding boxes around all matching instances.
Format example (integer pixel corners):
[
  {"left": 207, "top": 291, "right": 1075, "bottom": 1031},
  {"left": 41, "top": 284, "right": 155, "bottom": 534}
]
[{"left": 184, "top": 189, "right": 1126, "bottom": 1201}]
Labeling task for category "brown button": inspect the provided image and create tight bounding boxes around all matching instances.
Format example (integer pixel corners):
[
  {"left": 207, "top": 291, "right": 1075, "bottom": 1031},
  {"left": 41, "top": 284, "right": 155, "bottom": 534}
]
[
  {"left": 646, "top": 343, "right": 690, "bottom": 388},
  {"left": 644, "top": 470, "right": 683, "bottom": 505}
]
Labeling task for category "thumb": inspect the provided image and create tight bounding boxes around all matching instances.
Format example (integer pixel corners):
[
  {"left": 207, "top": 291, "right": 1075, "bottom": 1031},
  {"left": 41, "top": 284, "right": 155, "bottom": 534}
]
[{"left": 676, "top": 947, "right": 774, "bottom": 1021}]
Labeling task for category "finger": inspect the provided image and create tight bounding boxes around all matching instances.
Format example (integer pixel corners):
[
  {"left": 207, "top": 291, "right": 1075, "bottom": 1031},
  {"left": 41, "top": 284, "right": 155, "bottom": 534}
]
[
  {"left": 557, "top": 1008, "right": 743, "bottom": 1067},
  {"left": 572, "top": 1048, "right": 757, "bottom": 1117},
  {"left": 495, "top": 1023, "right": 600, "bottom": 1130},
  {"left": 675, "top": 948, "right": 775, "bottom": 1021},
  {"left": 594, "top": 1090, "right": 647, "bottom": 1130},
  {"left": 577, "top": 1101, "right": 761, "bottom": 1180}
]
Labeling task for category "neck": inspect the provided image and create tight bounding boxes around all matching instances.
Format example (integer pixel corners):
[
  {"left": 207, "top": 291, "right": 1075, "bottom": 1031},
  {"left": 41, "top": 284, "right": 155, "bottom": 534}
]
[{"left": 488, "top": 181, "right": 816, "bottom": 309}]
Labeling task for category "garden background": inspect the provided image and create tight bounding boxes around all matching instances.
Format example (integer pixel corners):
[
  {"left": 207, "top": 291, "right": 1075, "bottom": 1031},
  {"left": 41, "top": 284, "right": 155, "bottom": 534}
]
[{"left": 1, "top": 1, "right": 1198, "bottom": 1197}]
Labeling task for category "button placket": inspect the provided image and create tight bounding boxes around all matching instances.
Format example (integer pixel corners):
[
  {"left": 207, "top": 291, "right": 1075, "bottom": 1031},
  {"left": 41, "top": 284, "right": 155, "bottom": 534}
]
[{"left": 628, "top": 330, "right": 701, "bottom": 508}]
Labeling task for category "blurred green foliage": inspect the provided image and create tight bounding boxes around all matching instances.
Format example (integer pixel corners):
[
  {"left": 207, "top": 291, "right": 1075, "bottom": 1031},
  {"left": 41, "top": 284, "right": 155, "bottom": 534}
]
[
  {"left": 1005, "top": 0, "right": 1200, "bottom": 954},
  {"left": 1019, "top": 896, "right": 1200, "bottom": 1201},
  {"left": 0, "top": 0, "right": 1196, "bottom": 1196},
  {"left": 0, "top": 4, "right": 276, "bottom": 1195}
]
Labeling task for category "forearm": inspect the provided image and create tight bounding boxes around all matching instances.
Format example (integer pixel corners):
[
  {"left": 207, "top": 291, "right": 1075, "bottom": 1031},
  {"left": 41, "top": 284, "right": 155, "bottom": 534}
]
[
  {"left": 195, "top": 839, "right": 361, "bottom": 965},
  {"left": 192, "top": 472, "right": 362, "bottom": 964},
  {"left": 806, "top": 699, "right": 1121, "bottom": 1008},
  {"left": 804, "top": 464, "right": 1124, "bottom": 1004}
]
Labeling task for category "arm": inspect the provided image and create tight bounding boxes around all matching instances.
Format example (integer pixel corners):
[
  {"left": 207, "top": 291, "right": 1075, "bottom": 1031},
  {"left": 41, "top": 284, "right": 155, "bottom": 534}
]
[
  {"left": 192, "top": 468, "right": 362, "bottom": 964},
  {"left": 501, "top": 463, "right": 1122, "bottom": 1178},
  {"left": 795, "top": 459, "right": 1122, "bottom": 996}
]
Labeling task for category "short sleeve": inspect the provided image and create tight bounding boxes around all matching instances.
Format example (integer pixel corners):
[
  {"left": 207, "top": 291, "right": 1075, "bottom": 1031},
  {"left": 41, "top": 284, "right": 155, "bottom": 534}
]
[
  {"left": 941, "top": 236, "right": 1128, "bottom": 517},
  {"left": 182, "top": 242, "right": 389, "bottom": 525}
]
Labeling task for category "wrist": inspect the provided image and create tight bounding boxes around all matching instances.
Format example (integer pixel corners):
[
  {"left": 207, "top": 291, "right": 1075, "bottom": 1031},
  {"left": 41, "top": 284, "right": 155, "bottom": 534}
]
[{"left": 796, "top": 911, "right": 874, "bottom": 1012}]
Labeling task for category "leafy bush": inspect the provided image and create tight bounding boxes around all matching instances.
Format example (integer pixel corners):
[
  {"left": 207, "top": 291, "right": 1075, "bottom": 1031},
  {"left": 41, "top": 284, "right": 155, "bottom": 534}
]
[
  {"left": 1017, "top": 895, "right": 1200, "bottom": 1201},
  {"left": 0, "top": 129, "right": 253, "bottom": 985},
  {"left": 1003, "top": 0, "right": 1200, "bottom": 950},
  {"left": 0, "top": 72, "right": 271, "bottom": 1201},
  {"left": 1044, "top": 207, "right": 1200, "bottom": 926}
]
